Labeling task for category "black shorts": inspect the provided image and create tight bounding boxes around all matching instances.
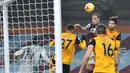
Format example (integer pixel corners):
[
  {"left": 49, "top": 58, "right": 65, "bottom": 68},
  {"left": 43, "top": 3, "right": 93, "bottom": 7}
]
[{"left": 63, "top": 64, "right": 70, "bottom": 73}]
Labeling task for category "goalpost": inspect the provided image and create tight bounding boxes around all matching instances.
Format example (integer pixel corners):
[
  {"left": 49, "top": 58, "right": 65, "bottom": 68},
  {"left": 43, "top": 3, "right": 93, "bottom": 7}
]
[
  {"left": 0, "top": 0, "right": 62, "bottom": 73},
  {"left": 54, "top": 0, "right": 62, "bottom": 73}
]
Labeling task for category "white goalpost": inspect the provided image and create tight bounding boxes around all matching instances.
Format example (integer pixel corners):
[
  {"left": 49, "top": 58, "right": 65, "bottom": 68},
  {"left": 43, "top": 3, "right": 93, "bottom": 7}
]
[
  {"left": 3, "top": 4, "right": 10, "bottom": 73},
  {"left": 54, "top": 0, "right": 62, "bottom": 73},
  {"left": 0, "top": 0, "right": 62, "bottom": 73}
]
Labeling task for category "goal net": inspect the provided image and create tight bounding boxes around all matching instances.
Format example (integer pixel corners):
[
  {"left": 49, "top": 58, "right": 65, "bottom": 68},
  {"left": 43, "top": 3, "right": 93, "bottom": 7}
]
[
  {"left": 0, "top": 5, "right": 4, "bottom": 73},
  {"left": 0, "top": 0, "right": 62, "bottom": 73}
]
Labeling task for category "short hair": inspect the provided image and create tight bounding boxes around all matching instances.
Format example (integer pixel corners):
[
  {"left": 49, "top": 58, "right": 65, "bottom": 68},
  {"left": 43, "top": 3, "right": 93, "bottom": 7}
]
[
  {"left": 96, "top": 24, "right": 106, "bottom": 34},
  {"left": 109, "top": 16, "right": 119, "bottom": 24},
  {"left": 92, "top": 13, "right": 100, "bottom": 18},
  {"left": 66, "top": 24, "right": 74, "bottom": 31}
]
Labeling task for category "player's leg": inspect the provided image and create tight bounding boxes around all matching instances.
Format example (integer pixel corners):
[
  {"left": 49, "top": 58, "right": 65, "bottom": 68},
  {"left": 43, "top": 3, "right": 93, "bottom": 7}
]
[{"left": 63, "top": 64, "right": 70, "bottom": 73}]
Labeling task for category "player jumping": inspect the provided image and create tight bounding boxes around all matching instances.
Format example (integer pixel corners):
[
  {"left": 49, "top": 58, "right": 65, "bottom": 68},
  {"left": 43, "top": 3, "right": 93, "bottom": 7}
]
[
  {"left": 74, "top": 13, "right": 101, "bottom": 73},
  {"left": 50, "top": 24, "right": 87, "bottom": 73},
  {"left": 14, "top": 36, "right": 49, "bottom": 73}
]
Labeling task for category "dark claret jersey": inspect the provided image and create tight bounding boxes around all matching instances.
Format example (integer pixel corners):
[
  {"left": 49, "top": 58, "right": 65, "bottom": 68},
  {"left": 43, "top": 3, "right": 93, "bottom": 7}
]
[{"left": 85, "top": 23, "right": 96, "bottom": 45}]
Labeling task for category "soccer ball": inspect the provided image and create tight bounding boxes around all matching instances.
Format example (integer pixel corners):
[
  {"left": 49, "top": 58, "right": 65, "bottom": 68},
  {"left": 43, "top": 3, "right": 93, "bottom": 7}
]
[{"left": 84, "top": 3, "right": 95, "bottom": 13}]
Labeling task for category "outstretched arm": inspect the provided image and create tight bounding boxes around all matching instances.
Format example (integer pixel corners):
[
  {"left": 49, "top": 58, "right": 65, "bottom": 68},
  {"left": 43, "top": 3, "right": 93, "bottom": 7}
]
[
  {"left": 74, "top": 23, "right": 91, "bottom": 33},
  {"left": 14, "top": 46, "right": 30, "bottom": 60},
  {"left": 14, "top": 46, "right": 29, "bottom": 56}
]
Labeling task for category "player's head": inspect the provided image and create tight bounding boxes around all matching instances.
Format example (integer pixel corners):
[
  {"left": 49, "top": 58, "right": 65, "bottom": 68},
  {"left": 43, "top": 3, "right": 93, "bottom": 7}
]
[
  {"left": 108, "top": 16, "right": 118, "bottom": 30},
  {"left": 32, "top": 36, "right": 40, "bottom": 45},
  {"left": 66, "top": 24, "right": 75, "bottom": 33},
  {"left": 96, "top": 24, "right": 106, "bottom": 35},
  {"left": 92, "top": 13, "right": 100, "bottom": 26}
]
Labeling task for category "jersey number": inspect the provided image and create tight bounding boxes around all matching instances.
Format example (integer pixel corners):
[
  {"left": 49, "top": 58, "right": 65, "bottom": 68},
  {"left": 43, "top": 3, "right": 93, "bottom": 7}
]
[
  {"left": 102, "top": 43, "right": 114, "bottom": 56},
  {"left": 62, "top": 39, "right": 72, "bottom": 49}
]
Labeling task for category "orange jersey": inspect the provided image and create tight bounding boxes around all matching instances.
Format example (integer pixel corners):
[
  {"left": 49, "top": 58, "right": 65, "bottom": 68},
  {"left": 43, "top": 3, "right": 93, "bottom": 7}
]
[
  {"left": 50, "top": 32, "right": 86, "bottom": 65},
  {"left": 106, "top": 28, "right": 121, "bottom": 52},
  {"left": 89, "top": 36, "right": 116, "bottom": 73}
]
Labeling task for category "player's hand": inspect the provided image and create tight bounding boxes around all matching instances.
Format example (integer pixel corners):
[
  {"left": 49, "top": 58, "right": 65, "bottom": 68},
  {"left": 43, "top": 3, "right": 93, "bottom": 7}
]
[
  {"left": 115, "top": 64, "right": 119, "bottom": 73},
  {"left": 14, "top": 55, "right": 20, "bottom": 60},
  {"left": 82, "top": 35, "right": 86, "bottom": 40}
]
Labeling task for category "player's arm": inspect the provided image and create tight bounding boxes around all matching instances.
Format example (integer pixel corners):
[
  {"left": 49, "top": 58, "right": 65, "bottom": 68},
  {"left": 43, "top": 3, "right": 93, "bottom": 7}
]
[
  {"left": 75, "top": 35, "right": 86, "bottom": 50},
  {"left": 79, "top": 39, "right": 95, "bottom": 73},
  {"left": 114, "top": 51, "right": 119, "bottom": 72},
  {"left": 14, "top": 46, "right": 29, "bottom": 60},
  {"left": 115, "top": 33, "right": 121, "bottom": 52},
  {"left": 113, "top": 42, "right": 120, "bottom": 66},
  {"left": 50, "top": 40, "right": 55, "bottom": 47},
  {"left": 14, "top": 46, "right": 29, "bottom": 56},
  {"left": 114, "top": 51, "right": 119, "bottom": 65},
  {"left": 74, "top": 23, "right": 91, "bottom": 33},
  {"left": 114, "top": 33, "right": 121, "bottom": 66}
]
